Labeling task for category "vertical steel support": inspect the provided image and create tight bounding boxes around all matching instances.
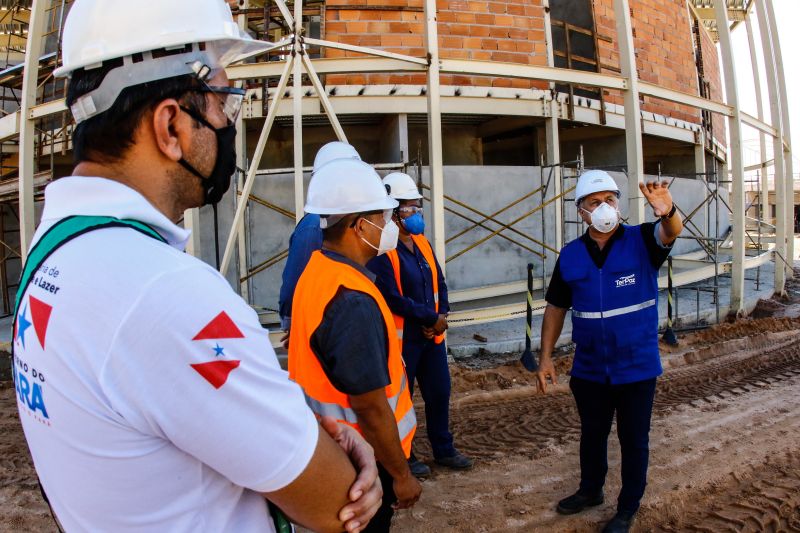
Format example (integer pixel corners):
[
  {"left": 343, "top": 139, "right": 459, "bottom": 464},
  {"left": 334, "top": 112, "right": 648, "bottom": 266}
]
[
  {"left": 714, "top": 0, "right": 746, "bottom": 316},
  {"left": 756, "top": 0, "right": 787, "bottom": 294},
  {"left": 398, "top": 113, "right": 409, "bottom": 164},
  {"left": 183, "top": 209, "right": 202, "bottom": 257},
  {"left": 235, "top": 1, "right": 251, "bottom": 298},
  {"left": 18, "top": 0, "right": 48, "bottom": 260},
  {"left": 612, "top": 0, "right": 645, "bottom": 224},
  {"left": 694, "top": 130, "right": 706, "bottom": 176},
  {"left": 293, "top": 0, "right": 305, "bottom": 223},
  {"left": 423, "top": 0, "right": 446, "bottom": 267},
  {"left": 745, "top": 14, "right": 769, "bottom": 230},
  {"left": 543, "top": 0, "right": 563, "bottom": 252},
  {"left": 765, "top": 0, "right": 794, "bottom": 267}
]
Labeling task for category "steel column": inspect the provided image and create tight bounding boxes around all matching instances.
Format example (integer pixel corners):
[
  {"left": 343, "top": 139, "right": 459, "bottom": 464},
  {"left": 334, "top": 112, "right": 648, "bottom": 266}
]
[
  {"left": 756, "top": 0, "right": 787, "bottom": 294},
  {"left": 292, "top": 4, "right": 305, "bottom": 223},
  {"left": 18, "top": 0, "right": 48, "bottom": 259},
  {"left": 612, "top": 0, "right": 645, "bottom": 223},
  {"left": 423, "top": 0, "right": 447, "bottom": 266},
  {"left": 745, "top": 14, "right": 769, "bottom": 232},
  {"left": 765, "top": 0, "right": 794, "bottom": 268},
  {"left": 543, "top": 0, "right": 563, "bottom": 252},
  {"left": 714, "top": 0, "right": 746, "bottom": 316}
]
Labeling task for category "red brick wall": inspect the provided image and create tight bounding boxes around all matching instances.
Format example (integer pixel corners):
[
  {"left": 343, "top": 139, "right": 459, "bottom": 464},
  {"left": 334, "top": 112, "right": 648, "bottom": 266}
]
[
  {"left": 594, "top": 0, "right": 700, "bottom": 124},
  {"left": 322, "top": 0, "right": 722, "bottom": 130},
  {"left": 324, "top": 0, "right": 548, "bottom": 88}
]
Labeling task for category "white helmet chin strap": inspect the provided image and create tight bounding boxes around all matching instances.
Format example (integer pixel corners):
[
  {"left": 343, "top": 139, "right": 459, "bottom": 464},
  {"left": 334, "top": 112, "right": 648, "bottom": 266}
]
[{"left": 71, "top": 44, "right": 219, "bottom": 124}]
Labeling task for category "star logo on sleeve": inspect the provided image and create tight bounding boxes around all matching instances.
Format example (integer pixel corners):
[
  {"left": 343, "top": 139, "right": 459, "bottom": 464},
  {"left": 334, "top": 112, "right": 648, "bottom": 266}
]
[
  {"left": 16, "top": 296, "right": 53, "bottom": 350},
  {"left": 190, "top": 311, "right": 243, "bottom": 389}
]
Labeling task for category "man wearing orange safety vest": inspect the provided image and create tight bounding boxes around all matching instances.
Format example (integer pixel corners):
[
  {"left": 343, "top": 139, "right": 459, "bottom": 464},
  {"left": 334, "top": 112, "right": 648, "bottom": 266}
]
[
  {"left": 289, "top": 159, "right": 422, "bottom": 532},
  {"left": 368, "top": 173, "right": 473, "bottom": 479}
]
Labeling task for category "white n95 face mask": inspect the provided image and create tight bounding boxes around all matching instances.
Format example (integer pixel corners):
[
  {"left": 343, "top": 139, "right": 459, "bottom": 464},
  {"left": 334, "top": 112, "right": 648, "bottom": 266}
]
[
  {"left": 361, "top": 217, "right": 400, "bottom": 255},
  {"left": 583, "top": 202, "right": 619, "bottom": 233}
]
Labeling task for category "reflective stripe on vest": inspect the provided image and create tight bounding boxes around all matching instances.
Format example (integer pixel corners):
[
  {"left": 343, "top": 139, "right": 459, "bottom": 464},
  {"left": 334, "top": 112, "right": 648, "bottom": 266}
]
[
  {"left": 302, "top": 375, "right": 409, "bottom": 425},
  {"left": 572, "top": 298, "right": 656, "bottom": 320},
  {"left": 288, "top": 251, "right": 416, "bottom": 457},
  {"left": 385, "top": 234, "right": 444, "bottom": 345}
]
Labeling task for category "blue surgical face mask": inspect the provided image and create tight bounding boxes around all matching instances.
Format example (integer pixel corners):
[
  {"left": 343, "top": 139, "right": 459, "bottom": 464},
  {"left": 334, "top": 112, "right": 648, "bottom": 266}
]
[{"left": 401, "top": 212, "right": 425, "bottom": 235}]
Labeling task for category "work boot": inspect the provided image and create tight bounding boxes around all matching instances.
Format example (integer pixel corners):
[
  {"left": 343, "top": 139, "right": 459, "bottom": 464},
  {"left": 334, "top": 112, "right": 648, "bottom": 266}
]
[
  {"left": 434, "top": 451, "right": 474, "bottom": 470},
  {"left": 601, "top": 511, "right": 635, "bottom": 533},
  {"left": 408, "top": 457, "right": 431, "bottom": 479},
  {"left": 555, "top": 489, "right": 604, "bottom": 515}
]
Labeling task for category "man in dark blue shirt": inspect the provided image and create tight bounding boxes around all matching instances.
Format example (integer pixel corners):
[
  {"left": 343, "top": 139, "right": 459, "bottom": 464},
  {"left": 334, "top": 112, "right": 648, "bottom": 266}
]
[{"left": 368, "top": 173, "right": 473, "bottom": 478}]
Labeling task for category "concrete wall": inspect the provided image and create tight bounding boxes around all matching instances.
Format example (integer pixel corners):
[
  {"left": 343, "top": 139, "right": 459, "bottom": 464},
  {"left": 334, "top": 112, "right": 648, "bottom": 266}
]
[{"left": 198, "top": 166, "right": 729, "bottom": 311}]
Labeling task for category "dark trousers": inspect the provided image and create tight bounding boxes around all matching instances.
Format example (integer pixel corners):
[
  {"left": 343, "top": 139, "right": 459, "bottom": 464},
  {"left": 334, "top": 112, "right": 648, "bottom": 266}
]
[
  {"left": 569, "top": 375, "right": 657, "bottom": 514},
  {"left": 403, "top": 338, "right": 456, "bottom": 459},
  {"left": 361, "top": 464, "right": 395, "bottom": 533}
]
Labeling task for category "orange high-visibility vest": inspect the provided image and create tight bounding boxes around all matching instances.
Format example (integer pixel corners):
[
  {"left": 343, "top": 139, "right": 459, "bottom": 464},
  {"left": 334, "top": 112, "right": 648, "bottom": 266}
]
[
  {"left": 288, "top": 251, "right": 416, "bottom": 457},
  {"left": 385, "top": 234, "right": 445, "bottom": 346}
]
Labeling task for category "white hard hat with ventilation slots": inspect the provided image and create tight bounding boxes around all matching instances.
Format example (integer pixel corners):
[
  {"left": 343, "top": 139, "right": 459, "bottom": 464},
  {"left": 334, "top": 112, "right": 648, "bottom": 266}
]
[
  {"left": 305, "top": 159, "right": 399, "bottom": 216},
  {"left": 574, "top": 170, "right": 621, "bottom": 205},
  {"left": 55, "top": 0, "right": 271, "bottom": 123},
  {"left": 312, "top": 142, "right": 362, "bottom": 174},
  {"left": 383, "top": 172, "right": 423, "bottom": 200}
]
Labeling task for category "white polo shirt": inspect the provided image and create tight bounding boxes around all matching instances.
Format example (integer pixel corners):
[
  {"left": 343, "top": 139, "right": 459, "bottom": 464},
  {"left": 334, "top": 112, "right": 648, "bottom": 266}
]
[{"left": 12, "top": 177, "right": 319, "bottom": 532}]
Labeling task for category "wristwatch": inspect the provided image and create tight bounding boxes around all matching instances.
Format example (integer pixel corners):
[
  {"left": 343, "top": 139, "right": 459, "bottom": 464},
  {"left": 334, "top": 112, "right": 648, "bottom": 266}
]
[{"left": 661, "top": 203, "right": 677, "bottom": 220}]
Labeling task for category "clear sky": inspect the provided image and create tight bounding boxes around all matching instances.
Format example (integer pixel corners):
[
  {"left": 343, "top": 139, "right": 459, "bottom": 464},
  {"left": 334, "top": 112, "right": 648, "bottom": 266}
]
[{"left": 731, "top": 0, "right": 798, "bottom": 174}]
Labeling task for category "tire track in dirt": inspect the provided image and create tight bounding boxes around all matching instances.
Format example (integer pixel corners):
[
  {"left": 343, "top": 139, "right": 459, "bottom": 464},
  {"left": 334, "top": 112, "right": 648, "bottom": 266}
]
[
  {"left": 414, "top": 336, "right": 800, "bottom": 462},
  {"left": 652, "top": 450, "right": 800, "bottom": 533}
]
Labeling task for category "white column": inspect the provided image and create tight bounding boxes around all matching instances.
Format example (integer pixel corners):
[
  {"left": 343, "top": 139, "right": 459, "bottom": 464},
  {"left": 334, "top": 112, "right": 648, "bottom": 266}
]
[
  {"left": 18, "top": 0, "right": 48, "bottom": 260},
  {"left": 612, "top": 0, "right": 645, "bottom": 224},
  {"left": 715, "top": 0, "right": 746, "bottom": 316},
  {"left": 423, "top": 0, "right": 447, "bottom": 267},
  {"left": 745, "top": 15, "right": 769, "bottom": 231},
  {"left": 765, "top": 0, "right": 795, "bottom": 268},
  {"left": 694, "top": 130, "right": 707, "bottom": 176},
  {"left": 543, "top": 0, "right": 563, "bottom": 252},
  {"left": 756, "top": 0, "right": 787, "bottom": 294},
  {"left": 293, "top": 1, "right": 305, "bottom": 223},
  {"left": 235, "top": 2, "right": 251, "bottom": 298}
]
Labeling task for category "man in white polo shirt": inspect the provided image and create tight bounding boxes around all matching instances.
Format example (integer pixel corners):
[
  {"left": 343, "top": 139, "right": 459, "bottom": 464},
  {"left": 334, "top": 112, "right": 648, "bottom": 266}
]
[{"left": 11, "top": 1, "right": 381, "bottom": 532}]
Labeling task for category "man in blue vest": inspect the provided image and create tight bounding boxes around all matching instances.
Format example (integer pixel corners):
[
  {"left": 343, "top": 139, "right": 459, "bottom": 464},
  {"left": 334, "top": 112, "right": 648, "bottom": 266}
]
[{"left": 536, "top": 170, "right": 683, "bottom": 533}]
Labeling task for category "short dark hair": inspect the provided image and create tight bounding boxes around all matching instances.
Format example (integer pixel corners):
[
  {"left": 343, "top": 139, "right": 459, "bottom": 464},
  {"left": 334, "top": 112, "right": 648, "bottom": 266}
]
[
  {"left": 322, "top": 214, "right": 357, "bottom": 243},
  {"left": 66, "top": 60, "right": 207, "bottom": 164}
]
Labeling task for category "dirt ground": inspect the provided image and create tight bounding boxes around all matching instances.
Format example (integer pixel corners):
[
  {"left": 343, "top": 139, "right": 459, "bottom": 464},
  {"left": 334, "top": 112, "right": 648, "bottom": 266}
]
[{"left": 3, "top": 283, "right": 800, "bottom": 532}]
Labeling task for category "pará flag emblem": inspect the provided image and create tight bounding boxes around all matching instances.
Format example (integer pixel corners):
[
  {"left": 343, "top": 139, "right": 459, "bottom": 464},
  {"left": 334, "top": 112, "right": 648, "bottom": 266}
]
[{"left": 191, "top": 311, "right": 243, "bottom": 388}]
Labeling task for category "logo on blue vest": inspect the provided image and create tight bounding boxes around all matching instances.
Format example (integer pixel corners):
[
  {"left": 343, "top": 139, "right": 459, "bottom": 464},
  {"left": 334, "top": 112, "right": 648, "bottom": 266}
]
[{"left": 615, "top": 273, "right": 636, "bottom": 288}]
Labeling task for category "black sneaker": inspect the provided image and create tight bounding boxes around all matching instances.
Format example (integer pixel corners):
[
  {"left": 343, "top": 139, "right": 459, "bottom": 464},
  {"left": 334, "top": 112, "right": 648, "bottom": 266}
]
[
  {"left": 434, "top": 451, "right": 474, "bottom": 470},
  {"left": 601, "top": 511, "right": 635, "bottom": 533},
  {"left": 408, "top": 457, "right": 431, "bottom": 479},
  {"left": 555, "top": 489, "right": 604, "bottom": 515}
]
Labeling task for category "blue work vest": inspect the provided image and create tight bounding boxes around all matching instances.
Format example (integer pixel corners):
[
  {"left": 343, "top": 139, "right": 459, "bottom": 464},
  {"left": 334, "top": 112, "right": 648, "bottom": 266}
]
[{"left": 560, "top": 224, "right": 662, "bottom": 384}]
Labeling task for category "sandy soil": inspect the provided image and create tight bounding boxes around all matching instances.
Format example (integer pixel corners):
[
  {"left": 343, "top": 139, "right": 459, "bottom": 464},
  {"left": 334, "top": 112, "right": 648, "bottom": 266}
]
[{"left": 2, "top": 288, "right": 800, "bottom": 532}]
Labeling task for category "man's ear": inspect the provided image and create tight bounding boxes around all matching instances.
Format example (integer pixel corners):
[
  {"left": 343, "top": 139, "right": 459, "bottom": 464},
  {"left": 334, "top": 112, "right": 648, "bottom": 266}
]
[{"left": 151, "top": 99, "right": 185, "bottom": 162}]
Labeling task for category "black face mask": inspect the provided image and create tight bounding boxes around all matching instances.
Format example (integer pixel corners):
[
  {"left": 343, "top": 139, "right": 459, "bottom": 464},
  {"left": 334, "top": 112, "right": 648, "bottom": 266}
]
[{"left": 179, "top": 106, "right": 237, "bottom": 206}]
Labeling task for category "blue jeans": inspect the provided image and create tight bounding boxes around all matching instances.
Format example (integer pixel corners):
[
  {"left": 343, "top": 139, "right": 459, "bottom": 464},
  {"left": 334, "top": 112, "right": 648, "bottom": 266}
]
[
  {"left": 404, "top": 338, "right": 456, "bottom": 459},
  {"left": 569, "top": 375, "right": 657, "bottom": 514}
]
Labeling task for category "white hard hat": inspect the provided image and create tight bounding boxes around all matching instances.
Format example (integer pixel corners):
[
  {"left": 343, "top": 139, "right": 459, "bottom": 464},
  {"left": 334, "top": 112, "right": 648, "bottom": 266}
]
[
  {"left": 574, "top": 170, "right": 621, "bottom": 205},
  {"left": 313, "top": 142, "right": 361, "bottom": 174},
  {"left": 56, "top": 0, "right": 271, "bottom": 123},
  {"left": 305, "top": 159, "right": 399, "bottom": 215},
  {"left": 383, "top": 172, "right": 423, "bottom": 200}
]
